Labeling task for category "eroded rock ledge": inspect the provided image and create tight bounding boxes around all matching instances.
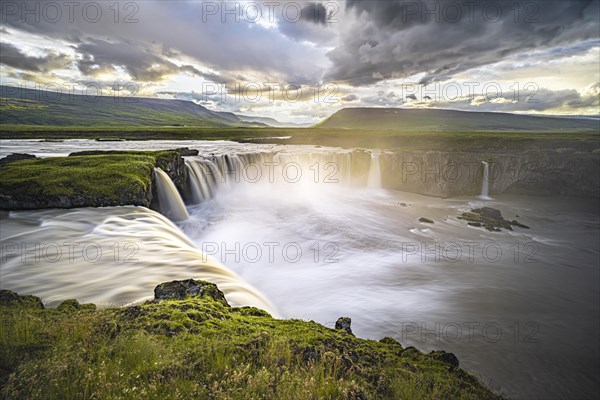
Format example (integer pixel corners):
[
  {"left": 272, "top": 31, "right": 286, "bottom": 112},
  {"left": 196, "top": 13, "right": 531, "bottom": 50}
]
[{"left": 0, "top": 149, "right": 191, "bottom": 210}]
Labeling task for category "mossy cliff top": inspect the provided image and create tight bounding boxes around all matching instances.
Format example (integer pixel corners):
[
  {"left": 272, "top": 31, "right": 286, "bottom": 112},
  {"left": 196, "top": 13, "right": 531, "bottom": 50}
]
[
  {"left": 0, "top": 280, "right": 503, "bottom": 400},
  {"left": 0, "top": 150, "right": 186, "bottom": 210}
]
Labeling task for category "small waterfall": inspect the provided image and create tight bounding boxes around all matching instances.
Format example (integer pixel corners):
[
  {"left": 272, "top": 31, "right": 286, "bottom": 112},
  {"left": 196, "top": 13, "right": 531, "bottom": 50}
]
[
  {"left": 367, "top": 151, "right": 382, "bottom": 189},
  {"left": 154, "top": 168, "right": 189, "bottom": 221},
  {"left": 480, "top": 161, "right": 492, "bottom": 200}
]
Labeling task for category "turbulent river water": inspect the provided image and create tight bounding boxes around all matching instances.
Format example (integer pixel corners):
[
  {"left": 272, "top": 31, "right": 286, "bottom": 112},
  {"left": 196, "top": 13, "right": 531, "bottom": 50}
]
[{"left": 1, "top": 139, "right": 598, "bottom": 399}]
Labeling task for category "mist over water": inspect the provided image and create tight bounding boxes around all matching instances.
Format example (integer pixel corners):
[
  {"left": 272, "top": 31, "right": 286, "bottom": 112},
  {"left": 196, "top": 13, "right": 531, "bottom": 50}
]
[{"left": 0, "top": 139, "right": 598, "bottom": 399}]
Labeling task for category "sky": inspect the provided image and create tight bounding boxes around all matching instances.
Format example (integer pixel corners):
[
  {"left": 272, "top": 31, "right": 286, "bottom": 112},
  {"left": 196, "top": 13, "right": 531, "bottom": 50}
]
[{"left": 1, "top": 0, "right": 599, "bottom": 124}]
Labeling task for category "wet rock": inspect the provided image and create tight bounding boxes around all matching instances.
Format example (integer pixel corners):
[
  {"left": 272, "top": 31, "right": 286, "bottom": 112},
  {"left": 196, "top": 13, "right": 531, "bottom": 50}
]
[
  {"left": 511, "top": 220, "right": 530, "bottom": 229},
  {"left": 419, "top": 217, "right": 434, "bottom": 223},
  {"left": 459, "top": 207, "right": 528, "bottom": 231},
  {"left": 0, "top": 153, "right": 36, "bottom": 167},
  {"left": 176, "top": 147, "right": 199, "bottom": 156},
  {"left": 0, "top": 289, "right": 44, "bottom": 309},
  {"left": 473, "top": 207, "right": 503, "bottom": 220},
  {"left": 335, "top": 317, "right": 354, "bottom": 335},
  {"left": 154, "top": 279, "right": 229, "bottom": 306}
]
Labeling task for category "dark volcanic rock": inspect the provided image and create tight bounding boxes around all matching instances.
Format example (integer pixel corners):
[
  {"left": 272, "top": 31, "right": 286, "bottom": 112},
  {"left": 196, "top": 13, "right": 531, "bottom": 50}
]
[
  {"left": 154, "top": 279, "right": 229, "bottom": 306},
  {"left": 177, "top": 147, "right": 199, "bottom": 156},
  {"left": 511, "top": 220, "right": 530, "bottom": 229},
  {"left": 335, "top": 317, "right": 354, "bottom": 335},
  {"left": 473, "top": 207, "right": 503, "bottom": 220},
  {"left": 458, "top": 207, "right": 529, "bottom": 231},
  {"left": 419, "top": 217, "right": 434, "bottom": 223},
  {"left": 0, "top": 153, "right": 36, "bottom": 167},
  {"left": 0, "top": 289, "right": 44, "bottom": 309}
]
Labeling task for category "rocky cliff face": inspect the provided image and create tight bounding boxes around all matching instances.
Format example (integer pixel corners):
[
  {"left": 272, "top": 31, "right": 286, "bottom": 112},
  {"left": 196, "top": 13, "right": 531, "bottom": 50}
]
[{"left": 378, "top": 149, "right": 599, "bottom": 198}]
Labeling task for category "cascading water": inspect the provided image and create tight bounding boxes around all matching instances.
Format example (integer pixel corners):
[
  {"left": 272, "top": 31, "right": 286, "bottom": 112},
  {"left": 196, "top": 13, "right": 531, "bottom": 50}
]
[
  {"left": 154, "top": 168, "right": 189, "bottom": 221},
  {"left": 0, "top": 207, "right": 277, "bottom": 313},
  {"left": 480, "top": 161, "right": 491, "bottom": 200},
  {"left": 183, "top": 150, "right": 360, "bottom": 204},
  {"left": 367, "top": 151, "right": 382, "bottom": 189}
]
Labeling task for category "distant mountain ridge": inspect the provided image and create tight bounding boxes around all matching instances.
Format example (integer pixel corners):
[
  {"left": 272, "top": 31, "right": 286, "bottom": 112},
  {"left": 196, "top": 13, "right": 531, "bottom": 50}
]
[
  {"left": 316, "top": 107, "right": 600, "bottom": 132},
  {"left": 0, "top": 86, "right": 262, "bottom": 127}
]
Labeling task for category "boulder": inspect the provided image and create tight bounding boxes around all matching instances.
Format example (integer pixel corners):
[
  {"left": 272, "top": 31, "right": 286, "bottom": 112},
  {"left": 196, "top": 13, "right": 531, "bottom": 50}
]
[
  {"left": 473, "top": 207, "right": 503, "bottom": 220},
  {"left": 177, "top": 147, "right": 199, "bottom": 156},
  {"left": 0, "top": 289, "right": 44, "bottom": 309},
  {"left": 419, "top": 217, "right": 434, "bottom": 223},
  {"left": 154, "top": 279, "right": 228, "bottom": 305},
  {"left": 57, "top": 299, "right": 96, "bottom": 312},
  {"left": 0, "top": 153, "right": 36, "bottom": 167},
  {"left": 335, "top": 316, "right": 354, "bottom": 335}
]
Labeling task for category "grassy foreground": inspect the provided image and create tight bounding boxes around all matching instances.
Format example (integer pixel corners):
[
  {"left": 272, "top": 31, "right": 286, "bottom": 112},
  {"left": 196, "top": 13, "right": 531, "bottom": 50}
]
[{"left": 0, "top": 284, "right": 502, "bottom": 400}]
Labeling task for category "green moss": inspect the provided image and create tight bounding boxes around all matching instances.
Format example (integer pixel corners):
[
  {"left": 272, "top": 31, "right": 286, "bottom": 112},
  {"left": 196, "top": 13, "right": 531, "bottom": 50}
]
[
  {"left": 0, "top": 150, "right": 181, "bottom": 208},
  {"left": 0, "top": 291, "right": 503, "bottom": 400}
]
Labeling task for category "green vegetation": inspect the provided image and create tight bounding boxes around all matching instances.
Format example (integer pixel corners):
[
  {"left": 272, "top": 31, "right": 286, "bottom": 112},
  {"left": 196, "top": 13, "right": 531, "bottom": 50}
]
[
  {"left": 0, "top": 86, "right": 254, "bottom": 128},
  {"left": 0, "top": 150, "right": 180, "bottom": 209},
  {"left": 0, "top": 287, "right": 503, "bottom": 400},
  {"left": 1, "top": 125, "right": 598, "bottom": 153}
]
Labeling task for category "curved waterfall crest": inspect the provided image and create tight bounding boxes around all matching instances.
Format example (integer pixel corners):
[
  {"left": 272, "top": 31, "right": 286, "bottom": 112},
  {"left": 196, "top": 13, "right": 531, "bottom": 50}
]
[
  {"left": 0, "top": 206, "right": 278, "bottom": 314},
  {"left": 183, "top": 149, "right": 380, "bottom": 204},
  {"left": 154, "top": 168, "right": 189, "bottom": 221}
]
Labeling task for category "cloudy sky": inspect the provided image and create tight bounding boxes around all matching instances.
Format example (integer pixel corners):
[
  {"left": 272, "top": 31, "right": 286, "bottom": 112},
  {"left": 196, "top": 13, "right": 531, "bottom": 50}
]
[{"left": 1, "top": 0, "right": 599, "bottom": 123}]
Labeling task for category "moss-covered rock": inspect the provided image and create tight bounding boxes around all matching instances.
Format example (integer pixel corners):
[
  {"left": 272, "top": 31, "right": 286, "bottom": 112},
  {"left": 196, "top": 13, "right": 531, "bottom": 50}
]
[
  {"left": 0, "top": 150, "right": 185, "bottom": 210},
  {"left": 0, "top": 290, "right": 44, "bottom": 309},
  {"left": 153, "top": 279, "right": 228, "bottom": 305},
  {"left": 56, "top": 299, "right": 96, "bottom": 313},
  {"left": 0, "top": 284, "right": 503, "bottom": 400}
]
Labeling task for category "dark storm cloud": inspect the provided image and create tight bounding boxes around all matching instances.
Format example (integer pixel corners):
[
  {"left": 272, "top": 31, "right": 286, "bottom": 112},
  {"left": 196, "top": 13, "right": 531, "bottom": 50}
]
[
  {"left": 277, "top": 2, "right": 338, "bottom": 44},
  {"left": 0, "top": 41, "right": 70, "bottom": 72},
  {"left": 0, "top": 1, "right": 328, "bottom": 84},
  {"left": 327, "top": 0, "right": 600, "bottom": 85},
  {"left": 300, "top": 3, "right": 329, "bottom": 24}
]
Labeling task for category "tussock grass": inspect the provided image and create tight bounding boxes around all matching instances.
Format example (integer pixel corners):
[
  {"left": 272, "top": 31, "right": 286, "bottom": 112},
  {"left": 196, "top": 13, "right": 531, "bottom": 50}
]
[{"left": 1, "top": 296, "right": 503, "bottom": 400}]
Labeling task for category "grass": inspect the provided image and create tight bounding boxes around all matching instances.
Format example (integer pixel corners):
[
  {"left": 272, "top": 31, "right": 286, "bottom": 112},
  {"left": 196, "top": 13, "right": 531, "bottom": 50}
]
[
  {"left": 1, "top": 125, "right": 598, "bottom": 153},
  {"left": 0, "top": 288, "right": 504, "bottom": 400},
  {"left": 0, "top": 150, "right": 180, "bottom": 207}
]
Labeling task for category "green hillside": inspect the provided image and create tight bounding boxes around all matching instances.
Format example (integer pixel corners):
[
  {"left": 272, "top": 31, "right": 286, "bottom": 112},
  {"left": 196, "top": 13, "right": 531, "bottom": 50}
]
[
  {"left": 0, "top": 86, "right": 256, "bottom": 128},
  {"left": 316, "top": 107, "right": 600, "bottom": 132}
]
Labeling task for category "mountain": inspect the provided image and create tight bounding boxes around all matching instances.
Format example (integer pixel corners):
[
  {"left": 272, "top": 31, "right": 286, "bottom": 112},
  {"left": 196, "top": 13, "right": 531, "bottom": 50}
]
[
  {"left": 315, "top": 107, "right": 600, "bottom": 132},
  {"left": 0, "top": 86, "right": 255, "bottom": 127},
  {"left": 237, "top": 115, "right": 312, "bottom": 128}
]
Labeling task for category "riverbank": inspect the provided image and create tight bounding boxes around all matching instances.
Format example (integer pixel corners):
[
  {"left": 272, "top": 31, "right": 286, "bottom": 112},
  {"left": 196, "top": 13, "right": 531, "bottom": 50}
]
[{"left": 0, "top": 281, "right": 503, "bottom": 400}]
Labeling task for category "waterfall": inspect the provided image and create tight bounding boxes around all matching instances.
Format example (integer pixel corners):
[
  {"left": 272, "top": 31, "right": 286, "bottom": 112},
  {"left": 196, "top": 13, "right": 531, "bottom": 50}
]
[
  {"left": 480, "top": 161, "right": 491, "bottom": 200},
  {"left": 154, "top": 168, "right": 189, "bottom": 221},
  {"left": 0, "top": 206, "right": 277, "bottom": 314},
  {"left": 367, "top": 151, "right": 382, "bottom": 189},
  {"left": 183, "top": 150, "right": 365, "bottom": 203}
]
